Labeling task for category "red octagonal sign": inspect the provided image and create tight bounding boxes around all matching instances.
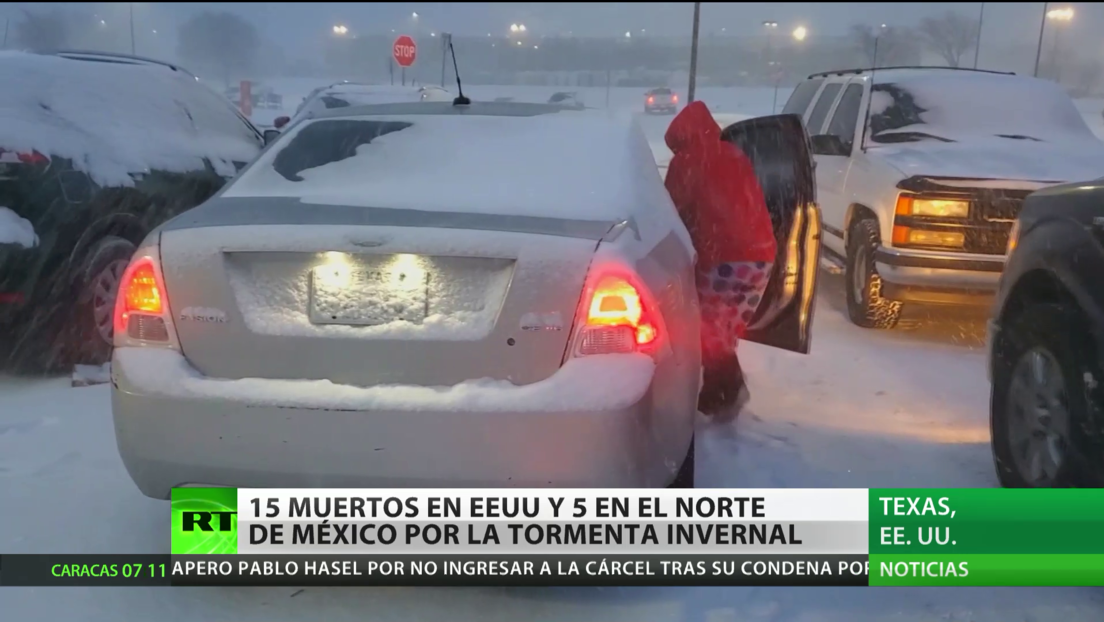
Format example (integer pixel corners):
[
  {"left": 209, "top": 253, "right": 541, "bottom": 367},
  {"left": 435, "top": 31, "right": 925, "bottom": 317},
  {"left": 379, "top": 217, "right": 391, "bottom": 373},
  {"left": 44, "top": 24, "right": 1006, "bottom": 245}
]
[{"left": 393, "top": 35, "right": 417, "bottom": 68}]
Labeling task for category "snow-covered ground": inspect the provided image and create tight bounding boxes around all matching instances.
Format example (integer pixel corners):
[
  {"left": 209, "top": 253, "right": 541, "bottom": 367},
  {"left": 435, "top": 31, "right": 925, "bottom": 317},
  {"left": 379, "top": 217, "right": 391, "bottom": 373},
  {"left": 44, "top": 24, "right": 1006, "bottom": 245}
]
[
  {"left": 3, "top": 81, "right": 1104, "bottom": 620},
  {"left": 3, "top": 273, "right": 1103, "bottom": 621}
]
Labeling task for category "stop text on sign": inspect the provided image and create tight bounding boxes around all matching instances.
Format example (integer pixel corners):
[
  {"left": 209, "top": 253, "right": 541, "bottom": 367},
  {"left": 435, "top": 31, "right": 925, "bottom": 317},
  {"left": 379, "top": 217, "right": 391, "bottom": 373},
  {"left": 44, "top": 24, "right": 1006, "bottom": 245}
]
[{"left": 393, "top": 35, "right": 417, "bottom": 67}]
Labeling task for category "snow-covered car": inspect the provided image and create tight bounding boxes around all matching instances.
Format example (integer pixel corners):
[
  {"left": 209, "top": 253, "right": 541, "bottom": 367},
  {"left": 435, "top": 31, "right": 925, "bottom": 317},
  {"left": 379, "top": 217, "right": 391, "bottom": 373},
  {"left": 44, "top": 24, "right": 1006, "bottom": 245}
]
[
  {"left": 548, "top": 92, "right": 584, "bottom": 109},
  {"left": 0, "top": 51, "right": 264, "bottom": 370},
  {"left": 110, "top": 101, "right": 820, "bottom": 497},
  {"left": 783, "top": 67, "right": 1104, "bottom": 329},
  {"left": 987, "top": 178, "right": 1104, "bottom": 488},
  {"left": 269, "top": 83, "right": 451, "bottom": 133},
  {"left": 644, "top": 87, "right": 678, "bottom": 114}
]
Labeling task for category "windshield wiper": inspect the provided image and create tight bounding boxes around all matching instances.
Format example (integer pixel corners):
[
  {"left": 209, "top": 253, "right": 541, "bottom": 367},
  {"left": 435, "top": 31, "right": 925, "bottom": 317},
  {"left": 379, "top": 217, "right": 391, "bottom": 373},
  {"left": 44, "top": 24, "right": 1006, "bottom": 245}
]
[
  {"left": 871, "top": 131, "right": 955, "bottom": 144},
  {"left": 995, "top": 134, "right": 1042, "bottom": 142}
]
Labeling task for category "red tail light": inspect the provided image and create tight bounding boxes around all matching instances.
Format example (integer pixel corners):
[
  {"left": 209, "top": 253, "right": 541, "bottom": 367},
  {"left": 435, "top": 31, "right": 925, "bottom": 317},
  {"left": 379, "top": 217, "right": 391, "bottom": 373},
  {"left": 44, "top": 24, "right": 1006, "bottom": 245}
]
[
  {"left": 572, "top": 272, "right": 661, "bottom": 357},
  {"left": 0, "top": 149, "right": 49, "bottom": 165},
  {"left": 114, "top": 255, "right": 174, "bottom": 344},
  {"left": 647, "top": 96, "right": 655, "bottom": 104},
  {"left": 671, "top": 94, "right": 679, "bottom": 103}
]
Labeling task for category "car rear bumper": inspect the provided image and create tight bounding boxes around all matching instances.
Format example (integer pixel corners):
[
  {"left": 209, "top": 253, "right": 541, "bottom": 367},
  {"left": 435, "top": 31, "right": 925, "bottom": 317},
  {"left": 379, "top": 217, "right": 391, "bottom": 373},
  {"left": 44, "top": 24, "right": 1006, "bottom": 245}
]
[
  {"left": 645, "top": 106, "right": 677, "bottom": 114},
  {"left": 111, "top": 348, "right": 692, "bottom": 499},
  {"left": 875, "top": 247, "right": 1003, "bottom": 306}
]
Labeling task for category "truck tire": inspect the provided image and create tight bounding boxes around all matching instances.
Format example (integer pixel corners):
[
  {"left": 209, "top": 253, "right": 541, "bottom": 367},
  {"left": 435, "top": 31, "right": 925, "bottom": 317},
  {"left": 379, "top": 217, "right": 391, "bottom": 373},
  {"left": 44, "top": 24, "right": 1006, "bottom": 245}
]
[
  {"left": 72, "top": 236, "right": 137, "bottom": 365},
  {"left": 845, "top": 218, "right": 903, "bottom": 329}
]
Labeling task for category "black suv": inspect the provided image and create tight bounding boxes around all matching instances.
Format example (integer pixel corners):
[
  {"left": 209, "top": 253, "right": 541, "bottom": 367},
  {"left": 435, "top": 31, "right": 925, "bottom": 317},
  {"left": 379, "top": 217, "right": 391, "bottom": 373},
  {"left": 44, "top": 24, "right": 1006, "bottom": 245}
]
[
  {"left": 988, "top": 179, "right": 1104, "bottom": 487},
  {"left": 0, "top": 51, "right": 263, "bottom": 371}
]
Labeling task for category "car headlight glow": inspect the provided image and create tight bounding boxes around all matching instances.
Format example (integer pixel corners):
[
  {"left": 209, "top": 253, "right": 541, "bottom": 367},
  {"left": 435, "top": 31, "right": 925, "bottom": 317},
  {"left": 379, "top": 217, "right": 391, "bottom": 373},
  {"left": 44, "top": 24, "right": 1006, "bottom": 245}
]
[{"left": 899, "top": 197, "right": 970, "bottom": 218}]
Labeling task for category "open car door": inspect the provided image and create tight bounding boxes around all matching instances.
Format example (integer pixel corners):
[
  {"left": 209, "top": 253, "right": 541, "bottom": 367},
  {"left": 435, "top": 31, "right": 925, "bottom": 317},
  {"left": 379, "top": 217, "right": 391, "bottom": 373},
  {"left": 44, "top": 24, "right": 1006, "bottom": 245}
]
[{"left": 719, "top": 113, "right": 821, "bottom": 354}]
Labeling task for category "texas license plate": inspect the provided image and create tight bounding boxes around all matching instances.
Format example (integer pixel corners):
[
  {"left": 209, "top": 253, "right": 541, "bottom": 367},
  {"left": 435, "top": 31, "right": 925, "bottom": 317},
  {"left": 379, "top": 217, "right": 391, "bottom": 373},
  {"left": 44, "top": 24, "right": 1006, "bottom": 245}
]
[{"left": 309, "top": 265, "right": 429, "bottom": 326}]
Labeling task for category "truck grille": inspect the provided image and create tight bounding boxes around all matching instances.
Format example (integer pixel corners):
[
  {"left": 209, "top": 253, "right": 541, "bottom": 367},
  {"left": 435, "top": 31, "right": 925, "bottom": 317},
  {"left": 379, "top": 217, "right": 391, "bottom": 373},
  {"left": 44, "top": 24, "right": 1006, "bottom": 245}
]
[{"left": 967, "top": 188, "right": 1033, "bottom": 255}]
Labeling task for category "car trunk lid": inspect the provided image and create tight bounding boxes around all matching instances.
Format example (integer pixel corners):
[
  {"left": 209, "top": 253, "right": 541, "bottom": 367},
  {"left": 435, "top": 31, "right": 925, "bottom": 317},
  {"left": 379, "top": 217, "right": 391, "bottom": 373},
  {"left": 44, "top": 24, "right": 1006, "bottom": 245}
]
[{"left": 158, "top": 197, "right": 617, "bottom": 387}]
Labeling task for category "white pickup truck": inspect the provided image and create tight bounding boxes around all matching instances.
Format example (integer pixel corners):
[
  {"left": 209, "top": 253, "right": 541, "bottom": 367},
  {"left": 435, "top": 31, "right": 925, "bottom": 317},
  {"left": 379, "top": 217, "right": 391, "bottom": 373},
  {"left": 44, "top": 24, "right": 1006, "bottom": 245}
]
[{"left": 782, "top": 67, "right": 1104, "bottom": 328}]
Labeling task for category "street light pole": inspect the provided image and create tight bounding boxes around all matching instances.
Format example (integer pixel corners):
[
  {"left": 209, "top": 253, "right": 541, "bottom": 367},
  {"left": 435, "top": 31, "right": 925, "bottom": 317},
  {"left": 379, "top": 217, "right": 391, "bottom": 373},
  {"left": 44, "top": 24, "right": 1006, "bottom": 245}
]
[
  {"left": 973, "top": 2, "right": 985, "bottom": 69},
  {"left": 129, "top": 3, "right": 136, "bottom": 55},
  {"left": 1033, "top": 2, "right": 1049, "bottom": 77},
  {"left": 441, "top": 32, "right": 450, "bottom": 86},
  {"left": 688, "top": 1, "right": 701, "bottom": 103}
]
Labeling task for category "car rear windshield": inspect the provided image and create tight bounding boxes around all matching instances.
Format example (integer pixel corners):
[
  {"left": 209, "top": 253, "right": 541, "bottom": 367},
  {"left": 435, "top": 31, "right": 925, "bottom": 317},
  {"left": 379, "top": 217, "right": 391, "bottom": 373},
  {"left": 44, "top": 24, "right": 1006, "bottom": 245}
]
[
  {"left": 868, "top": 75, "right": 1091, "bottom": 144},
  {"left": 650, "top": 88, "right": 672, "bottom": 95},
  {"left": 272, "top": 119, "right": 413, "bottom": 181}
]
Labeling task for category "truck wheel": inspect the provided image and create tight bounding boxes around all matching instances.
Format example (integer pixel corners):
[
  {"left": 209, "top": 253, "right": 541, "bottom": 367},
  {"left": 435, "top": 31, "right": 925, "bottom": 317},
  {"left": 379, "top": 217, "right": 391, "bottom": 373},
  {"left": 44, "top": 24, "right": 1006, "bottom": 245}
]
[
  {"left": 990, "top": 303, "right": 1093, "bottom": 488},
  {"left": 845, "top": 218, "right": 902, "bottom": 329},
  {"left": 72, "top": 236, "right": 137, "bottom": 365}
]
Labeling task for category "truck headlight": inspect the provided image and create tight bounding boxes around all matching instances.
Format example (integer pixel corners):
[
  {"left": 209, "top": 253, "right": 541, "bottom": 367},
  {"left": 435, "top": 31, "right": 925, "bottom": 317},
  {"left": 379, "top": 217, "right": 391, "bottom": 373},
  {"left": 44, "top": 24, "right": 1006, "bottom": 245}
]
[
  {"left": 897, "top": 196, "right": 970, "bottom": 218},
  {"left": 1006, "top": 220, "right": 1021, "bottom": 255}
]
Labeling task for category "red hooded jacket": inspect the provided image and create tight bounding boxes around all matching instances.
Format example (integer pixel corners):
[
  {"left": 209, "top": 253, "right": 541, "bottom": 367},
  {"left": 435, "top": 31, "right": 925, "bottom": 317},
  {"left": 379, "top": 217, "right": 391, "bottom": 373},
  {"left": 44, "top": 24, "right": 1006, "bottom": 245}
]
[{"left": 664, "top": 101, "right": 776, "bottom": 266}]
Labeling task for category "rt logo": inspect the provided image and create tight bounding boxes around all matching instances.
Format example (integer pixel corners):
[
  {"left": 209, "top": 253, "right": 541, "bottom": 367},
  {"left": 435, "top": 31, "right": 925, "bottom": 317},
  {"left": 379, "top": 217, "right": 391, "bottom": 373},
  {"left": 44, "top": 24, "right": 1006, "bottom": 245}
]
[{"left": 182, "top": 511, "right": 237, "bottom": 532}]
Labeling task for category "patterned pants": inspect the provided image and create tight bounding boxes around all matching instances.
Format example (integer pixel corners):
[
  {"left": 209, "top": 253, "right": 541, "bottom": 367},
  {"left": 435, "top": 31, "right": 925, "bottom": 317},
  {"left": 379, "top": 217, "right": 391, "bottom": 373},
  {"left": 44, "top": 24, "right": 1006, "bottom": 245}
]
[{"left": 697, "top": 261, "right": 774, "bottom": 367}]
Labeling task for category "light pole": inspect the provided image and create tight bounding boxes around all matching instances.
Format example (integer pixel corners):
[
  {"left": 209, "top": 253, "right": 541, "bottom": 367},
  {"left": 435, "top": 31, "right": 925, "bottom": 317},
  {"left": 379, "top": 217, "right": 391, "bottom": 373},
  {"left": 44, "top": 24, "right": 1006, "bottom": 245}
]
[
  {"left": 688, "top": 2, "right": 701, "bottom": 103},
  {"left": 762, "top": 20, "right": 778, "bottom": 84},
  {"left": 973, "top": 3, "right": 985, "bottom": 69},
  {"left": 129, "top": 3, "right": 136, "bottom": 55},
  {"left": 1033, "top": 3, "right": 1049, "bottom": 77}
]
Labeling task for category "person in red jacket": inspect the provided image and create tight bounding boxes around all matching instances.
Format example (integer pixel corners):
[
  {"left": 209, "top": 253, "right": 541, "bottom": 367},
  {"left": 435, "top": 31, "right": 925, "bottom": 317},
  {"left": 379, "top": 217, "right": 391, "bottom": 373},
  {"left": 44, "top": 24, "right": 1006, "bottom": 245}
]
[{"left": 664, "top": 100, "right": 777, "bottom": 421}]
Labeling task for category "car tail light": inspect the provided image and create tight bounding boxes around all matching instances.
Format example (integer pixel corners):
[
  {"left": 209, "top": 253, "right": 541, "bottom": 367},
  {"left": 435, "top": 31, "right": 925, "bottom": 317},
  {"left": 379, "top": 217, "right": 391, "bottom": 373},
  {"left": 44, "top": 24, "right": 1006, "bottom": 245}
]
[
  {"left": 647, "top": 96, "right": 655, "bottom": 104},
  {"left": 114, "top": 251, "right": 179, "bottom": 349},
  {"left": 671, "top": 94, "right": 679, "bottom": 102},
  {"left": 569, "top": 271, "right": 662, "bottom": 358},
  {"left": 0, "top": 149, "right": 49, "bottom": 165}
]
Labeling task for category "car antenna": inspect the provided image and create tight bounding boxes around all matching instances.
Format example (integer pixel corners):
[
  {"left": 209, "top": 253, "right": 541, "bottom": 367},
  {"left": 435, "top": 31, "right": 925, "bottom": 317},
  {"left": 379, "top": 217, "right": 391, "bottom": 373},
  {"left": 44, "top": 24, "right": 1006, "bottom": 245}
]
[{"left": 449, "top": 39, "right": 471, "bottom": 106}]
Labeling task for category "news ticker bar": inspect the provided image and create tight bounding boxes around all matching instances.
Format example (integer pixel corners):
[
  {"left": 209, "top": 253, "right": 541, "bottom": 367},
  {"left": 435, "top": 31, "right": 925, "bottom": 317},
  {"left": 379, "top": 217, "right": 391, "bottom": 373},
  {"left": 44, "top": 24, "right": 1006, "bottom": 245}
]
[
  {"left": 6, "top": 553, "right": 1104, "bottom": 587},
  {"left": 1, "top": 554, "right": 867, "bottom": 587}
]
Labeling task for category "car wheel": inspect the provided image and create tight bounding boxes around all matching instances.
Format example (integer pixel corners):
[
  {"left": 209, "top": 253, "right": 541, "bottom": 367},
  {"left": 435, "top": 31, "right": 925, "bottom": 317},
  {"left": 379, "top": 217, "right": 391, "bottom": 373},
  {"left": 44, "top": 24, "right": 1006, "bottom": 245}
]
[
  {"left": 667, "top": 436, "right": 695, "bottom": 488},
  {"left": 991, "top": 303, "right": 1095, "bottom": 488},
  {"left": 73, "top": 236, "right": 137, "bottom": 365},
  {"left": 845, "top": 218, "right": 903, "bottom": 329}
]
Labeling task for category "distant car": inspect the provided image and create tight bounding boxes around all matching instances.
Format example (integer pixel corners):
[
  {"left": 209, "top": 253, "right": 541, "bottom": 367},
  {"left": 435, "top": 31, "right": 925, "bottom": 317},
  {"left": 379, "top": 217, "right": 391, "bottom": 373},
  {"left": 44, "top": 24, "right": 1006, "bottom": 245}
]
[
  {"left": 547, "top": 92, "right": 584, "bottom": 108},
  {"left": 0, "top": 51, "right": 263, "bottom": 371},
  {"left": 783, "top": 66, "right": 1104, "bottom": 329},
  {"left": 644, "top": 88, "right": 678, "bottom": 114},
  {"left": 270, "top": 83, "right": 452, "bottom": 133},
  {"left": 988, "top": 179, "right": 1104, "bottom": 488},
  {"left": 111, "top": 101, "right": 820, "bottom": 498}
]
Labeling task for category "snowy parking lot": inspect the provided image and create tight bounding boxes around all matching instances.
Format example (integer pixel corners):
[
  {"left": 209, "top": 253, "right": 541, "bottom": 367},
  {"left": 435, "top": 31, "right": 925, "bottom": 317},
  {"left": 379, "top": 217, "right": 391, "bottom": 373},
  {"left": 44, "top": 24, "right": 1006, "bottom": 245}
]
[
  {"left": 4, "top": 272, "right": 1104, "bottom": 621},
  {"left": 4, "top": 84, "right": 1104, "bottom": 620}
]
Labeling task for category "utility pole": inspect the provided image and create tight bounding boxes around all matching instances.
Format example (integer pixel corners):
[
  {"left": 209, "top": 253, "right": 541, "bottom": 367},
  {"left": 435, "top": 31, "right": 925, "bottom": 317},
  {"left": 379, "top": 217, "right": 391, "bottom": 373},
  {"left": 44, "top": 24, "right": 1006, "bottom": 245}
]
[
  {"left": 440, "top": 32, "right": 450, "bottom": 86},
  {"left": 1033, "top": 2, "right": 1048, "bottom": 77},
  {"left": 687, "top": 2, "right": 701, "bottom": 103},
  {"left": 973, "top": 3, "right": 985, "bottom": 69},
  {"left": 129, "top": 3, "right": 136, "bottom": 55}
]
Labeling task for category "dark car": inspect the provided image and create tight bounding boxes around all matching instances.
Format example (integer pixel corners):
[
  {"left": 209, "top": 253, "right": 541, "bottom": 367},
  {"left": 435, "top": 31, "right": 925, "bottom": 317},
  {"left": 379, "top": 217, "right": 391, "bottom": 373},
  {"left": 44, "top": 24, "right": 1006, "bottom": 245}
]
[
  {"left": 988, "top": 179, "right": 1104, "bottom": 487},
  {"left": 0, "top": 52, "right": 263, "bottom": 371},
  {"left": 547, "top": 91, "right": 584, "bottom": 109},
  {"left": 645, "top": 87, "right": 678, "bottom": 114}
]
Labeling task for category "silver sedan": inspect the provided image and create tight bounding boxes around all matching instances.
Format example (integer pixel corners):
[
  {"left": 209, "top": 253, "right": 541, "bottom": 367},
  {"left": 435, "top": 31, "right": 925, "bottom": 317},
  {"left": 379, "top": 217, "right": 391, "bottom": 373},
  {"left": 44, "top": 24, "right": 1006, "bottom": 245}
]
[{"left": 110, "top": 101, "right": 820, "bottom": 498}]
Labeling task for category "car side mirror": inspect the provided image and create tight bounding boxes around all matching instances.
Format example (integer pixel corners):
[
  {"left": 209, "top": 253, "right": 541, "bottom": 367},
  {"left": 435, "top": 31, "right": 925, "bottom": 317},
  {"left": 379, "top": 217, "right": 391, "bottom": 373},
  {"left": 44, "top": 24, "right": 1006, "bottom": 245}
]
[
  {"left": 809, "top": 134, "right": 850, "bottom": 156},
  {"left": 263, "top": 129, "right": 281, "bottom": 146},
  {"left": 274, "top": 116, "right": 291, "bottom": 129}
]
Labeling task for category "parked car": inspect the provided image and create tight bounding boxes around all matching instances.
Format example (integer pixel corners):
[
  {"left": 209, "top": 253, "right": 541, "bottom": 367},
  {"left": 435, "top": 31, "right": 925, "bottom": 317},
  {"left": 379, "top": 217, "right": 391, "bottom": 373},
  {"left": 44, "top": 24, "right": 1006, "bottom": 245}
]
[
  {"left": 0, "top": 51, "right": 264, "bottom": 371},
  {"left": 988, "top": 178, "right": 1104, "bottom": 488},
  {"left": 547, "top": 92, "right": 584, "bottom": 109},
  {"left": 644, "top": 87, "right": 679, "bottom": 114},
  {"left": 270, "top": 83, "right": 451, "bottom": 133},
  {"left": 110, "top": 101, "right": 820, "bottom": 498},
  {"left": 782, "top": 66, "right": 1104, "bottom": 329}
]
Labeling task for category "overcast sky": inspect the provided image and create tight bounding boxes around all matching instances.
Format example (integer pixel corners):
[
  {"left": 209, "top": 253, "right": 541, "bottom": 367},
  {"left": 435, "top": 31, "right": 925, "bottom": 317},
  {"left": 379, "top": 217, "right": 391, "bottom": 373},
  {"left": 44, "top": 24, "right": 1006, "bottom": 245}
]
[{"left": 3, "top": 3, "right": 1101, "bottom": 52}]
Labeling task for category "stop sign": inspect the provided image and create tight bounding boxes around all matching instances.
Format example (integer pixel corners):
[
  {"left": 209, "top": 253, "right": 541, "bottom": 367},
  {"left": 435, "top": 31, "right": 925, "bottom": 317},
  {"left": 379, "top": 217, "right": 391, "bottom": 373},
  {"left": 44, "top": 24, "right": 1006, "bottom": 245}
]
[{"left": 393, "top": 35, "right": 417, "bottom": 68}]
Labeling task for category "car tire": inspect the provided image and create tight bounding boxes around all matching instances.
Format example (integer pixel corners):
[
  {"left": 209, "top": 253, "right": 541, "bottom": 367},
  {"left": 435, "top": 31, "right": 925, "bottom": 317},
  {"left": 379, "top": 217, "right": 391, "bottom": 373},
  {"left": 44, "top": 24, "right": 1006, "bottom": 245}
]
[
  {"left": 845, "top": 218, "right": 903, "bottom": 329},
  {"left": 71, "top": 236, "right": 137, "bottom": 366},
  {"left": 990, "top": 303, "right": 1096, "bottom": 488},
  {"left": 667, "top": 436, "right": 695, "bottom": 488}
]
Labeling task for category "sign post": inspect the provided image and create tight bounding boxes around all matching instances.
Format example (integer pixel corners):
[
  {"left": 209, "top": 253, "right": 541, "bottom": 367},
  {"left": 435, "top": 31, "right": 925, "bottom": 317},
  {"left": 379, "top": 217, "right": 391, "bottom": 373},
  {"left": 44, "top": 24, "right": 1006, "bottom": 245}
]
[
  {"left": 239, "top": 80, "right": 252, "bottom": 118},
  {"left": 393, "top": 34, "right": 417, "bottom": 86}
]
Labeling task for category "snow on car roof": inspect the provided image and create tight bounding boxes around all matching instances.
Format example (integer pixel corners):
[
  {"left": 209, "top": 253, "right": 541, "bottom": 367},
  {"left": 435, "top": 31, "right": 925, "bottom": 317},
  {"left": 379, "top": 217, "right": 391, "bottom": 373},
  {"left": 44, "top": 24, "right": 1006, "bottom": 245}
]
[
  {"left": 0, "top": 51, "right": 260, "bottom": 187},
  {"left": 224, "top": 104, "right": 669, "bottom": 225}
]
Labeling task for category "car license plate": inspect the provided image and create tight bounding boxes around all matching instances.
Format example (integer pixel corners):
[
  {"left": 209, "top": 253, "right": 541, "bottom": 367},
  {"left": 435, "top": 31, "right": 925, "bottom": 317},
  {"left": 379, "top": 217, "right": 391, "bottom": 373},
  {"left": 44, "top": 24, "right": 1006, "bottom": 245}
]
[{"left": 309, "top": 265, "right": 429, "bottom": 326}]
